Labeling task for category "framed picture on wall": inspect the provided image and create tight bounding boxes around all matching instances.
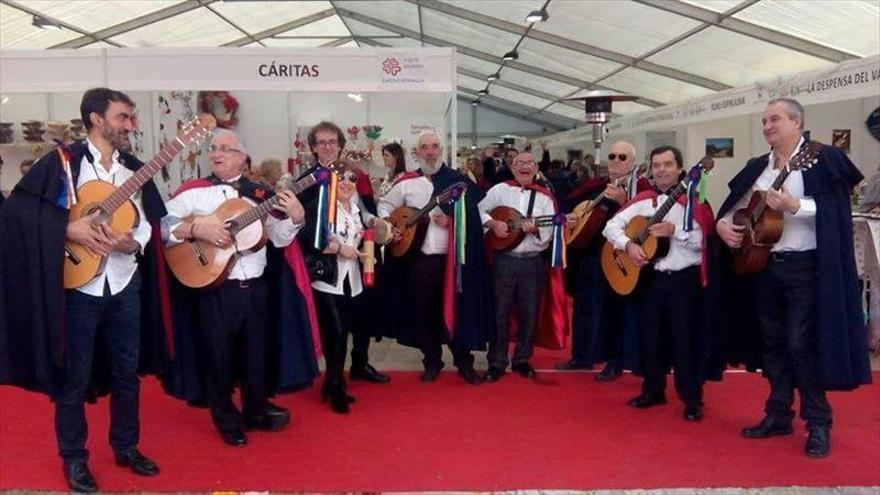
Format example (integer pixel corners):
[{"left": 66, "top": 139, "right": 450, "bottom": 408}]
[
  {"left": 705, "top": 137, "right": 734, "bottom": 158},
  {"left": 832, "top": 129, "right": 851, "bottom": 154}
]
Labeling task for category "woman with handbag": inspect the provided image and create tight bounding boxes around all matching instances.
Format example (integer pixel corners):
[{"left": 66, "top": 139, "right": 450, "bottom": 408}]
[{"left": 300, "top": 163, "right": 369, "bottom": 414}]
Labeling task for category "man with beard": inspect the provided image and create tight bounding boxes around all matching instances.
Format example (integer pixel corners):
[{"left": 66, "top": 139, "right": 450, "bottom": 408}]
[
  {"left": 0, "top": 88, "right": 163, "bottom": 492},
  {"left": 716, "top": 98, "right": 871, "bottom": 457},
  {"left": 378, "top": 131, "right": 493, "bottom": 384},
  {"left": 296, "top": 121, "right": 390, "bottom": 384}
]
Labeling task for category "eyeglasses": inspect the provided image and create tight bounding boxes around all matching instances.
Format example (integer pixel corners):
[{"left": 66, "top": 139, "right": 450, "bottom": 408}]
[
  {"left": 316, "top": 139, "right": 339, "bottom": 148},
  {"left": 513, "top": 160, "right": 537, "bottom": 167},
  {"left": 210, "top": 145, "right": 242, "bottom": 154},
  {"left": 608, "top": 153, "right": 628, "bottom": 161},
  {"left": 340, "top": 172, "right": 359, "bottom": 183}
]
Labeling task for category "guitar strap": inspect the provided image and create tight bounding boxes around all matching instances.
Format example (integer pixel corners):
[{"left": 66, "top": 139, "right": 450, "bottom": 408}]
[{"left": 526, "top": 189, "right": 537, "bottom": 217}]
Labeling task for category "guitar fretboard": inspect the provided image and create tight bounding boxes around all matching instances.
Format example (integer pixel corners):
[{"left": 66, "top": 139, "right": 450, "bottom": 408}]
[
  {"left": 228, "top": 174, "right": 319, "bottom": 235},
  {"left": 95, "top": 137, "right": 185, "bottom": 219}
]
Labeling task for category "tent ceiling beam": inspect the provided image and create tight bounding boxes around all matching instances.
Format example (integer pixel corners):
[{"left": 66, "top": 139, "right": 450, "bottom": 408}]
[
  {"left": 337, "top": 8, "right": 664, "bottom": 108},
  {"left": 222, "top": 8, "right": 337, "bottom": 47},
  {"left": 410, "top": 0, "right": 732, "bottom": 91},
  {"left": 52, "top": 0, "right": 220, "bottom": 49},
  {"left": 634, "top": 0, "right": 858, "bottom": 63},
  {"left": 458, "top": 86, "right": 581, "bottom": 128},
  {"left": 0, "top": 0, "right": 125, "bottom": 47},
  {"left": 455, "top": 95, "right": 569, "bottom": 131}
]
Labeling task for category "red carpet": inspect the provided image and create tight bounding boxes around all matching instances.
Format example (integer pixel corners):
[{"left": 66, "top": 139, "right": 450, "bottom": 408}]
[{"left": 1, "top": 371, "right": 878, "bottom": 492}]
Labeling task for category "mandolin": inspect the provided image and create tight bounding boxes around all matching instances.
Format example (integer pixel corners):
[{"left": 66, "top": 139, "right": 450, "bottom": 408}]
[
  {"left": 164, "top": 162, "right": 341, "bottom": 289},
  {"left": 567, "top": 163, "right": 646, "bottom": 249},
  {"left": 388, "top": 182, "right": 467, "bottom": 258},
  {"left": 732, "top": 141, "right": 822, "bottom": 275},
  {"left": 485, "top": 205, "right": 556, "bottom": 252},
  {"left": 63, "top": 114, "right": 216, "bottom": 289},
  {"left": 601, "top": 156, "right": 714, "bottom": 296}
]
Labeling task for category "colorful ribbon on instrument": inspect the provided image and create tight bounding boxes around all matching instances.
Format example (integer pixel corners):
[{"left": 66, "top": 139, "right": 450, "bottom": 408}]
[
  {"left": 55, "top": 147, "right": 77, "bottom": 209},
  {"left": 312, "top": 171, "right": 339, "bottom": 250},
  {"left": 453, "top": 189, "right": 467, "bottom": 292},
  {"left": 550, "top": 213, "right": 567, "bottom": 268},
  {"left": 683, "top": 167, "right": 707, "bottom": 233},
  {"left": 628, "top": 164, "right": 640, "bottom": 200}
]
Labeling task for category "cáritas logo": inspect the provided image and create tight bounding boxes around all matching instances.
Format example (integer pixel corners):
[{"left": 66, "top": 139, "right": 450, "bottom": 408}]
[{"left": 382, "top": 57, "right": 402, "bottom": 76}]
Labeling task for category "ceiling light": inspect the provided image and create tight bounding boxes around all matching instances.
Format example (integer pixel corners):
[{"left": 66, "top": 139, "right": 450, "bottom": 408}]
[
  {"left": 502, "top": 50, "right": 518, "bottom": 61},
  {"left": 31, "top": 15, "right": 62, "bottom": 30},
  {"left": 487, "top": 72, "right": 500, "bottom": 82},
  {"left": 0, "top": 95, "right": 9, "bottom": 105},
  {"left": 478, "top": 89, "right": 488, "bottom": 97},
  {"left": 346, "top": 93, "right": 364, "bottom": 102},
  {"left": 471, "top": 100, "right": 479, "bottom": 107},
  {"left": 525, "top": 9, "right": 548, "bottom": 23}
]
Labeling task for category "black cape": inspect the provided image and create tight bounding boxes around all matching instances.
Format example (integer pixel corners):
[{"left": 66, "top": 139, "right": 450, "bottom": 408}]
[
  {"left": 0, "top": 141, "right": 168, "bottom": 398},
  {"left": 715, "top": 141, "right": 871, "bottom": 390}
]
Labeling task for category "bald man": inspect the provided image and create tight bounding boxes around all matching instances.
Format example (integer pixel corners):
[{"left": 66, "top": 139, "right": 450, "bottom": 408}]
[{"left": 558, "top": 141, "right": 650, "bottom": 380}]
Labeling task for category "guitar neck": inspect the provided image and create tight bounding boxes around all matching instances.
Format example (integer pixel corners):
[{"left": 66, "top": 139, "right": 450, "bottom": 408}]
[
  {"left": 633, "top": 181, "right": 688, "bottom": 244},
  {"left": 97, "top": 138, "right": 185, "bottom": 217},
  {"left": 406, "top": 196, "right": 443, "bottom": 226},
  {"left": 227, "top": 174, "right": 319, "bottom": 235}
]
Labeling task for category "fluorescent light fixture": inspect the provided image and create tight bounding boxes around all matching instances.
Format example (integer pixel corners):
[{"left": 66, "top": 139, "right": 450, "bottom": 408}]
[
  {"left": 32, "top": 15, "right": 62, "bottom": 30},
  {"left": 487, "top": 72, "right": 500, "bottom": 82},
  {"left": 502, "top": 50, "right": 518, "bottom": 61},
  {"left": 346, "top": 93, "right": 364, "bottom": 102},
  {"left": 525, "top": 9, "right": 548, "bottom": 23}
]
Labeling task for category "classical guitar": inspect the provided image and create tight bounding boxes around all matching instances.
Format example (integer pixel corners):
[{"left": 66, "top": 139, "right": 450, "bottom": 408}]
[
  {"left": 601, "top": 156, "right": 714, "bottom": 296},
  {"left": 164, "top": 162, "right": 341, "bottom": 289},
  {"left": 63, "top": 114, "right": 216, "bottom": 289},
  {"left": 732, "top": 141, "right": 822, "bottom": 275},
  {"left": 567, "top": 163, "right": 646, "bottom": 249},
  {"left": 388, "top": 181, "right": 467, "bottom": 258},
  {"left": 485, "top": 205, "right": 556, "bottom": 252}
]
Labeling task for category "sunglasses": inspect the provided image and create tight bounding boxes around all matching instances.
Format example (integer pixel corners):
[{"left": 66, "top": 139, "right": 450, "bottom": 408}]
[
  {"left": 608, "top": 153, "right": 628, "bottom": 161},
  {"left": 340, "top": 172, "right": 359, "bottom": 183}
]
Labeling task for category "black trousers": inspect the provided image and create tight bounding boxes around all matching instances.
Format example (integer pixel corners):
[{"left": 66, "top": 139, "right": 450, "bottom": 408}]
[
  {"left": 56, "top": 275, "right": 142, "bottom": 464},
  {"left": 489, "top": 252, "right": 546, "bottom": 369},
  {"left": 196, "top": 277, "right": 270, "bottom": 434},
  {"left": 638, "top": 266, "right": 702, "bottom": 407},
  {"left": 755, "top": 252, "right": 831, "bottom": 428},
  {"left": 313, "top": 277, "right": 360, "bottom": 387},
  {"left": 406, "top": 253, "right": 474, "bottom": 370}
]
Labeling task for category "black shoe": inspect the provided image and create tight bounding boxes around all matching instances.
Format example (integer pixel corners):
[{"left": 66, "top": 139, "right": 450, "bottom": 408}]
[
  {"left": 741, "top": 417, "right": 794, "bottom": 439},
  {"left": 683, "top": 405, "right": 704, "bottom": 422},
  {"left": 243, "top": 407, "right": 290, "bottom": 432},
  {"left": 627, "top": 394, "right": 667, "bottom": 408},
  {"left": 220, "top": 428, "right": 247, "bottom": 447},
  {"left": 115, "top": 449, "right": 159, "bottom": 476},
  {"left": 63, "top": 462, "right": 98, "bottom": 493},
  {"left": 555, "top": 358, "right": 591, "bottom": 370},
  {"left": 483, "top": 367, "right": 506, "bottom": 383},
  {"left": 595, "top": 364, "right": 622, "bottom": 382},
  {"left": 421, "top": 367, "right": 442, "bottom": 383},
  {"left": 458, "top": 366, "right": 482, "bottom": 385},
  {"left": 323, "top": 385, "right": 351, "bottom": 414},
  {"left": 805, "top": 427, "right": 831, "bottom": 458},
  {"left": 511, "top": 362, "right": 537, "bottom": 379},
  {"left": 350, "top": 364, "right": 391, "bottom": 383}
]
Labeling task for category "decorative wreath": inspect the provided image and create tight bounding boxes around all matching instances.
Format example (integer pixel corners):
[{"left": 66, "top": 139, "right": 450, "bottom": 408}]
[{"left": 198, "top": 91, "right": 239, "bottom": 129}]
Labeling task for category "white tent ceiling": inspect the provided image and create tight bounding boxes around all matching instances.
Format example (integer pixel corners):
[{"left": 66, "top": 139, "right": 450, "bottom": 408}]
[{"left": 1, "top": 0, "right": 878, "bottom": 131}]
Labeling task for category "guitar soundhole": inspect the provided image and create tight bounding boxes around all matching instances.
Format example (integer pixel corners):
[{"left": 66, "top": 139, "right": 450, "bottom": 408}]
[{"left": 84, "top": 204, "right": 107, "bottom": 224}]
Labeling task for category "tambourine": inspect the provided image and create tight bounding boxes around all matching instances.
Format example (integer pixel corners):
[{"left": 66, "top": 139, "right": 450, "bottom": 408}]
[{"left": 373, "top": 217, "right": 394, "bottom": 246}]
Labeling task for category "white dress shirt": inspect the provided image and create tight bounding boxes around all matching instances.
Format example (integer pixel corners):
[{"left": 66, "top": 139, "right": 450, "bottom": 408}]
[
  {"left": 478, "top": 182, "right": 555, "bottom": 254},
  {"left": 311, "top": 198, "right": 364, "bottom": 297},
  {"left": 76, "top": 139, "right": 152, "bottom": 297},
  {"left": 603, "top": 195, "right": 703, "bottom": 272},
  {"left": 162, "top": 175, "right": 301, "bottom": 280},
  {"left": 720, "top": 137, "right": 817, "bottom": 252},
  {"left": 377, "top": 174, "right": 448, "bottom": 255}
]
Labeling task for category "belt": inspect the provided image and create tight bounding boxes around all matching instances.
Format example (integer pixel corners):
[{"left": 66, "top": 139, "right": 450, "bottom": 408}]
[
  {"left": 498, "top": 251, "right": 542, "bottom": 259},
  {"left": 770, "top": 250, "right": 817, "bottom": 263},
  {"left": 224, "top": 278, "right": 258, "bottom": 289}
]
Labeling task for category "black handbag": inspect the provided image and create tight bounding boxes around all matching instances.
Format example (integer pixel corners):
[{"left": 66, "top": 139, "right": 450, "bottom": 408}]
[{"left": 304, "top": 252, "right": 337, "bottom": 285}]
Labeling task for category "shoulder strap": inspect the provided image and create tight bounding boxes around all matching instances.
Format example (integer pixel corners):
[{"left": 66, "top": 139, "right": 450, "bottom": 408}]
[{"left": 526, "top": 189, "right": 537, "bottom": 217}]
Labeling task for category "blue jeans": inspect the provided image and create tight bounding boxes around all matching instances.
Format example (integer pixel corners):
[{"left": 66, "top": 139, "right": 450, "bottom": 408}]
[{"left": 55, "top": 274, "right": 142, "bottom": 464}]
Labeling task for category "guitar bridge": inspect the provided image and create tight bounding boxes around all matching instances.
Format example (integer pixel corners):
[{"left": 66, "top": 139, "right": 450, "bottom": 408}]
[
  {"left": 190, "top": 241, "right": 208, "bottom": 266},
  {"left": 64, "top": 246, "right": 81, "bottom": 265}
]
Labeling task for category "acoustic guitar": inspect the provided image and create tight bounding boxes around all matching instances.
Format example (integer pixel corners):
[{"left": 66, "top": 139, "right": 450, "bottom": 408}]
[
  {"left": 732, "top": 141, "right": 821, "bottom": 275},
  {"left": 388, "top": 181, "right": 467, "bottom": 258},
  {"left": 164, "top": 162, "right": 341, "bottom": 289},
  {"left": 566, "top": 164, "right": 646, "bottom": 249},
  {"left": 63, "top": 114, "right": 216, "bottom": 289},
  {"left": 601, "top": 156, "right": 714, "bottom": 296},
  {"left": 485, "top": 206, "right": 556, "bottom": 252}
]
